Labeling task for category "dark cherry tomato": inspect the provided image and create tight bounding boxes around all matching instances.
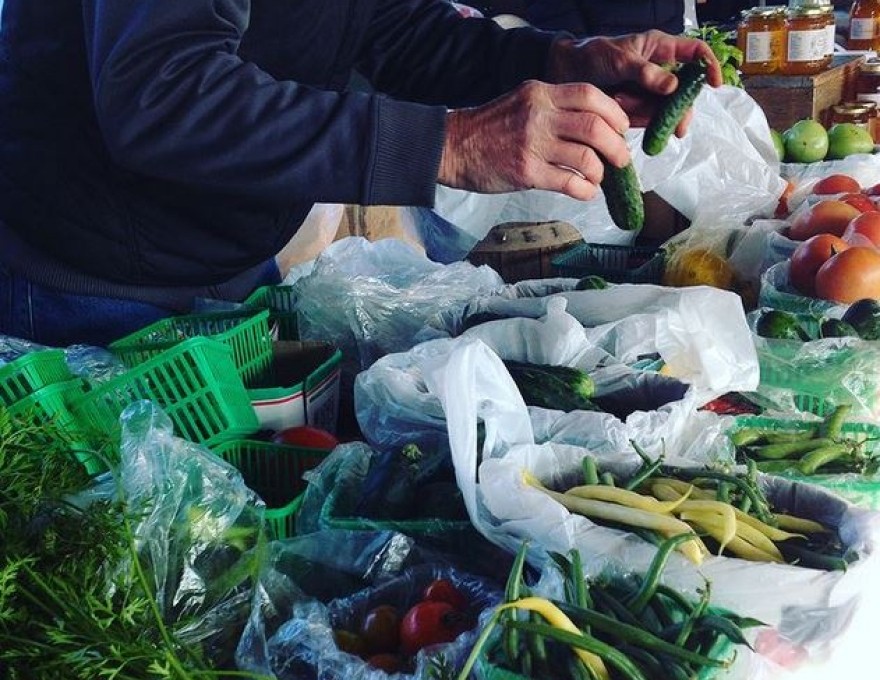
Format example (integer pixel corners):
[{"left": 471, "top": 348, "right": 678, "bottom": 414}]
[
  {"left": 270, "top": 425, "right": 339, "bottom": 450},
  {"left": 365, "top": 653, "right": 403, "bottom": 673},
  {"left": 332, "top": 629, "right": 367, "bottom": 657},
  {"left": 399, "top": 600, "right": 471, "bottom": 656},
  {"left": 422, "top": 578, "right": 468, "bottom": 611},
  {"left": 359, "top": 604, "right": 401, "bottom": 654}
]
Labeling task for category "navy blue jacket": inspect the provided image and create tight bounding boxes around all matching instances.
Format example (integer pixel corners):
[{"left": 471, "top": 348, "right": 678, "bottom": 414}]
[
  {"left": 525, "top": 1, "right": 684, "bottom": 36},
  {"left": 0, "top": 0, "right": 555, "bottom": 295}
]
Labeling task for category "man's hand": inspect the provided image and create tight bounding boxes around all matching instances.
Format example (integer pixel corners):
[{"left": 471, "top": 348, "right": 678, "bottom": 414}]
[
  {"left": 547, "top": 30, "right": 723, "bottom": 133},
  {"left": 438, "top": 79, "right": 631, "bottom": 200}
]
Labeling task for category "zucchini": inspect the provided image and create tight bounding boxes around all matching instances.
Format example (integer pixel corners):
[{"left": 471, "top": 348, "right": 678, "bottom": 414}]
[
  {"left": 601, "top": 158, "right": 644, "bottom": 232},
  {"left": 503, "top": 360, "right": 597, "bottom": 412},
  {"left": 642, "top": 59, "right": 709, "bottom": 157}
]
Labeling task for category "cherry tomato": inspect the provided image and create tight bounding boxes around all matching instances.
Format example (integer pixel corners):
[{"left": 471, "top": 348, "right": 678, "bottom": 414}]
[
  {"left": 422, "top": 578, "right": 468, "bottom": 611},
  {"left": 399, "top": 600, "right": 471, "bottom": 655},
  {"left": 365, "top": 653, "right": 403, "bottom": 673},
  {"left": 359, "top": 604, "right": 401, "bottom": 654},
  {"left": 270, "top": 425, "right": 339, "bottom": 450}
]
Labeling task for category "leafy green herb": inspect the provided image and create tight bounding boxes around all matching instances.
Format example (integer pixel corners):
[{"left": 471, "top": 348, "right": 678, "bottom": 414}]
[{"left": 687, "top": 25, "right": 744, "bottom": 88}]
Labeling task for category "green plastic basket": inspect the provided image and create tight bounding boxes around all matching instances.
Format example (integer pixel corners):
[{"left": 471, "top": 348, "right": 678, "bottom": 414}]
[
  {"left": 211, "top": 439, "right": 330, "bottom": 539},
  {"left": 551, "top": 242, "right": 665, "bottom": 284},
  {"left": 0, "top": 349, "right": 73, "bottom": 407},
  {"left": 72, "top": 337, "right": 259, "bottom": 447},
  {"left": 320, "top": 483, "right": 473, "bottom": 538},
  {"left": 244, "top": 284, "right": 298, "bottom": 340},
  {"left": 109, "top": 309, "right": 273, "bottom": 386},
  {"left": 730, "top": 415, "right": 880, "bottom": 508},
  {"left": 6, "top": 379, "right": 105, "bottom": 475}
]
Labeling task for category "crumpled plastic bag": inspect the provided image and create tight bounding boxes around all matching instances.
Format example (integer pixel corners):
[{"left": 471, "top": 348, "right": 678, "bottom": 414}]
[
  {"left": 759, "top": 260, "right": 847, "bottom": 318},
  {"left": 781, "top": 152, "right": 880, "bottom": 216},
  {"left": 114, "top": 400, "right": 267, "bottom": 663},
  {"left": 289, "top": 237, "right": 505, "bottom": 376}
]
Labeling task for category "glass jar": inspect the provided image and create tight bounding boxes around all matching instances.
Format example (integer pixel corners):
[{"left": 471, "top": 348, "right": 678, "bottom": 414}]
[
  {"left": 790, "top": 0, "right": 836, "bottom": 58},
  {"left": 738, "top": 8, "right": 786, "bottom": 75},
  {"left": 830, "top": 101, "right": 875, "bottom": 128},
  {"left": 856, "top": 56, "right": 880, "bottom": 106},
  {"left": 783, "top": 7, "right": 833, "bottom": 75},
  {"left": 849, "top": 0, "right": 880, "bottom": 51}
]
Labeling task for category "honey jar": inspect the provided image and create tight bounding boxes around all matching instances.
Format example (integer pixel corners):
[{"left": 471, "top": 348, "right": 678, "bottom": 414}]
[
  {"left": 849, "top": 0, "right": 880, "bottom": 51},
  {"left": 830, "top": 101, "right": 876, "bottom": 128},
  {"left": 856, "top": 57, "right": 880, "bottom": 107},
  {"left": 783, "top": 6, "right": 834, "bottom": 75},
  {"left": 737, "top": 7, "right": 785, "bottom": 75}
]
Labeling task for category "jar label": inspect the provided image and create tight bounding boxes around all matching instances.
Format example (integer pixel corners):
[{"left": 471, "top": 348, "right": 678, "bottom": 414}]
[
  {"left": 745, "top": 31, "right": 774, "bottom": 62},
  {"left": 787, "top": 29, "right": 828, "bottom": 62},
  {"left": 851, "top": 18, "right": 876, "bottom": 41},
  {"left": 858, "top": 92, "right": 880, "bottom": 105},
  {"left": 826, "top": 24, "right": 836, "bottom": 56}
]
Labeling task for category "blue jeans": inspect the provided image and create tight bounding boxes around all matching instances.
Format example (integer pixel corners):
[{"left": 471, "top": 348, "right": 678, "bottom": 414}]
[{"left": 0, "top": 262, "right": 279, "bottom": 348}]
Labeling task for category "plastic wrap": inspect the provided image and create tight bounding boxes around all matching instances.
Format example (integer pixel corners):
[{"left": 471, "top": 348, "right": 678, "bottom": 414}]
[
  {"left": 746, "top": 308, "right": 880, "bottom": 420},
  {"left": 289, "top": 237, "right": 504, "bottom": 377},
  {"left": 419, "top": 337, "right": 880, "bottom": 678},
  {"left": 113, "top": 400, "right": 267, "bottom": 663},
  {"left": 0, "top": 334, "right": 127, "bottom": 382},
  {"left": 244, "top": 562, "right": 501, "bottom": 680},
  {"left": 759, "top": 261, "right": 847, "bottom": 318}
]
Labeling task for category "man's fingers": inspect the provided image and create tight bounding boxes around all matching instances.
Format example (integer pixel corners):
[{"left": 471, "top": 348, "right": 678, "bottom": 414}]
[
  {"left": 553, "top": 109, "right": 631, "bottom": 168},
  {"left": 548, "top": 82, "right": 630, "bottom": 136},
  {"left": 542, "top": 140, "right": 605, "bottom": 184},
  {"left": 543, "top": 164, "right": 598, "bottom": 201}
]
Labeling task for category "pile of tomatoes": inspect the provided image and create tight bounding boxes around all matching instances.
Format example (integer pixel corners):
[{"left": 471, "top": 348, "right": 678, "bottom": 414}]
[
  {"left": 785, "top": 174, "right": 880, "bottom": 303},
  {"left": 333, "top": 577, "right": 475, "bottom": 674}
]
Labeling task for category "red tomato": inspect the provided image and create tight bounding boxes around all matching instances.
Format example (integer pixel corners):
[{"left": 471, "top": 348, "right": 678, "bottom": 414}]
[
  {"left": 399, "top": 601, "right": 471, "bottom": 655},
  {"left": 788, "top": 200, "right": 861, "bottom": 241},
  {"left": 815, "top": 247, "right": 880, "bottom": 303},
  {"left": 422, "top": 578, "right": 469, "bottom": 611},
  {"left": 359, "top": 604, "right": 401, "bottom": 654},
  {"left": 838, "top": 192, "right": 878, "bottom": 214},
  {"left": 812, "top": 173, "right": 861, "bottom": 195},
  {"left": 788, "top": 233, "right": 850, "bottom": 297},
  {"left": 270, "top": 425, "right": 339, "bottom": 450},
  {"left": 842, "top": 211, "right": 880, "bottom": 248}
]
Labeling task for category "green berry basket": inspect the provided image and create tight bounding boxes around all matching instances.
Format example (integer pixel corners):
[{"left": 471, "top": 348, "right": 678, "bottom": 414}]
[
  {"left": 244, "top": 284, "right": 298, "bottom": 340},
  {"left": 551, "top": 242, "right": 665, "bottom": 284},
  {"left": 0, "top": 349, "right": 73, "bottom": 407},
  {"left": 730, "top": 415, "right": 880, "bottom": 509},
  {"left": 71, "top": 337, "right": 259, "bottom": 448},
  {"left": 211, "top": 439, "right": 330, "bottom": 539},
  {"left": 6, "top": 378, "right": 106, "bottom": 475},
  {"left": 109, "top": 309, "right": 273, "bottom": 386}
]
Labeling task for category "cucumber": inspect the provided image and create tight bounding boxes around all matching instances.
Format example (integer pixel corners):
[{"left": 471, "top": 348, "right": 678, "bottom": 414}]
[
  {"left": 642, "top": 59, "right": 709, "bottom": 157},
  {"left": 502, "top": 360, "right": 598, "bottom": 412},
  {"left": 601, "top": 159, "right": 644, "bottom": 232}
]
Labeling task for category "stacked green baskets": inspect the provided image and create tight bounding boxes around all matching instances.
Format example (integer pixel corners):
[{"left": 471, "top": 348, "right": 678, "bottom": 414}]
[
  {"left": 0, "top": 349, "right": 103, "bottom": 474},
  {"left": 75, "top": 308, "right": 276, "bottom": 447},
  {"left": 244, "top": 284, "right": 298, "bottom": 341},
  {"left": 211, "top": 439, "right": 331, "bottom": 539}
]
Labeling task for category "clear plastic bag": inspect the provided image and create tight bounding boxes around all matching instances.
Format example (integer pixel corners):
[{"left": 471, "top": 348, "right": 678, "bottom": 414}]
[
  {"left": 758, "top": 260, "right": 847, "bottom": 318},
  {"left": 290, "top": 237, "right": 505, "bottom": 376}
]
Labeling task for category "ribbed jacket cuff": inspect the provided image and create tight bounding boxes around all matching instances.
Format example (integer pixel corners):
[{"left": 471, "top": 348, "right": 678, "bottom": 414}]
[{"left": 368, "top": 97, "right": 447, "bottom": 207}]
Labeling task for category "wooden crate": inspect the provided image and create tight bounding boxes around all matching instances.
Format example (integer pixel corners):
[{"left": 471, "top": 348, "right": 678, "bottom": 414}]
[{"left": 742, "top": 54, "right": 864, "bottom": 131}]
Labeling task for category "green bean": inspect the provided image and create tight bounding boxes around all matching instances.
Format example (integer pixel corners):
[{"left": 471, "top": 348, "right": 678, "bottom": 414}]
[
  {"left": 654, "top": 584, "right": 696, "bottom": 619},
  {"left": 675, "top": 582, "right": 711, "bottom": 648},
  {"left": 751, "top": 437, "right": 835, "bottom": 460},
  {"left": 665, "top": 467, "right": 774, "bottom": 525},
  {"left": 503, "top": 541, "right": 529, "bottom": 664},
  {"left": 797, "top": 444, "right": 851, "bottom": 475},
  {"left": 591, "top": 586, "right": 644, "bottom": 627},
  {"left": 583, "top": 456, "right": 600, "bottom": 485},
  {"left": 505, "top": 619, "right": 649, "bottom": 680},
  {"left": 600, "top": 471, "right": 616, "bottom": 487},
  {"left": 694, "top": 614, "right": 753, "bottom": 649},
  {"left": 570, "top": 549, "right": 590, "bottom": 611},
  {"left": 553, "top": 601, "right": 728, "bottom": 668},
  {"left": 775, "top": 540, "right": 852, "bottom": 572},
  {"left": 629, "top": 533, "right": 695, "bottom": 615},
  {"left": 820, "top": 403, "right": 852, "bottom": 440},
  {"left": 625, "top": 457, "right": 664, "bottom": 491},
  {"left": 618, "top": 643, "right": 666, "bottom": 678}
]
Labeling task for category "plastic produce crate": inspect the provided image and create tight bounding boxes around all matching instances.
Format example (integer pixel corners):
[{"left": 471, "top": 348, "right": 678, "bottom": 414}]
[
  {"left": 109, "top": 309, "right": 273, "bottom": 386},
  {"left": 0, "top": 349, "right": 73, "bottom": 407},
  {"left": 6, "top": 378, "right": 105, "bottom": 475},
  {"left": 730, "top": 415, "right": 880, "bottom": 509},
  {"left": 212, "top": 439, "right": 330, "bottom": 539},
  {"left": 244, "top": 284, "right": 298, "bottom": 340},
  {"left": 551, "top": 242, "right": 665, "bottom": 284},
  {"left": 71, "top": 337, "right": 259, "bottom": 448}
]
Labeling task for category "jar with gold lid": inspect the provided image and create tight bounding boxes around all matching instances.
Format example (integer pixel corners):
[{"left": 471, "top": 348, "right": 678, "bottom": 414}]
[
  {"left": 783, "top": 6, "right": 833, "bottom": 75},
  {"left": 831, "top": 101, "right": 876, "bottom": 128},
  {"left": 738, "top": 7, "right": 786, "bottom": 75}
]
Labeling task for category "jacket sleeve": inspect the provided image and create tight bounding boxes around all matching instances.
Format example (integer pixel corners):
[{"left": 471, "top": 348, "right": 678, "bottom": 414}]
[
  {"left": 357, "top": 1, "right": 560, "bottom": 107},
  {"left": 81, "top": 0, "right": 448, "bottom": 208}
]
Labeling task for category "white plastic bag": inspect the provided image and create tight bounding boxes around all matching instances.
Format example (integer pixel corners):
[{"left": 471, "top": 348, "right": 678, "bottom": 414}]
[{"left": 274, "top": 203, "right": 345, "bottom": 278}]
